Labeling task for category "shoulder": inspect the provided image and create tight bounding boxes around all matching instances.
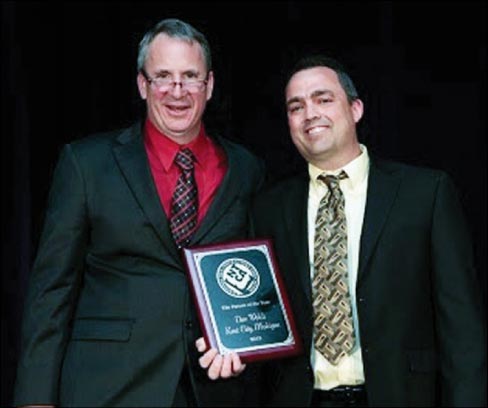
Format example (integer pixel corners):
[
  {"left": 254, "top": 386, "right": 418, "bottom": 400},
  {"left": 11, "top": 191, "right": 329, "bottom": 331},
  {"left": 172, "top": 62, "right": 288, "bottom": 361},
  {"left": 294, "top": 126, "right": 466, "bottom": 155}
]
[
  {"left": 370, "top": 157, "right": 464, "bottom": 208},
  {"left": 253, "top": 172, "right": 308, "bottom": 207},
  {"left": 69, "top": 124, "right": 138, "bottom": 153},
  {"left": 57, "top": 123, "right": 141, "bottom": 165},
  {"left": 263, "top": 172, "right": 308, "bottom": 194},
  {"left": 372, "top": 157, "right": 453, "bottom": 185},
  {"left": 213, "top": 136, "right": 266, "bottom": 186},
  {"left": 216, "top": 136, "right": 263, "bottom": 168}
]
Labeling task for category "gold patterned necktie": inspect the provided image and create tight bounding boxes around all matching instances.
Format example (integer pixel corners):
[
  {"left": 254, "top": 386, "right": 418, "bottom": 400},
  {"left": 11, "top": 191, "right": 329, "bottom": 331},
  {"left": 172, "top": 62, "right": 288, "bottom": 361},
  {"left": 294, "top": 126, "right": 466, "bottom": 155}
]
[
  {"left": 170, "top": 148, "right": 198, "bottom": 248},
  {"left": 312, "top": 170, "right": 355, "bottom": 365}
]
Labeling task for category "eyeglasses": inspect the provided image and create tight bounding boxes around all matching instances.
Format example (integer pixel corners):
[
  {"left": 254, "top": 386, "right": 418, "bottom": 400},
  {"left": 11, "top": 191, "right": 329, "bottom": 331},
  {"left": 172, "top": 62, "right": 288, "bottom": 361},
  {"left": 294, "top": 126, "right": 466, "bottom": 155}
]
[{"left": 141, "top": 70, "right": 208, "bottom": 93}]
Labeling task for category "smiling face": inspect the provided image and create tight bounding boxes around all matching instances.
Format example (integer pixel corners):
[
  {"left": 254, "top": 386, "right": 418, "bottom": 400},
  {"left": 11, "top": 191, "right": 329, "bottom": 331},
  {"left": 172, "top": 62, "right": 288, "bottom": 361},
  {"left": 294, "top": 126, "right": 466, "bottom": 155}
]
[
  {"left": 137, "top": 33, "right": 214, "bottom": 144},
  {"left": 286, "top": 66, "right": 363, "bottom": 170}
]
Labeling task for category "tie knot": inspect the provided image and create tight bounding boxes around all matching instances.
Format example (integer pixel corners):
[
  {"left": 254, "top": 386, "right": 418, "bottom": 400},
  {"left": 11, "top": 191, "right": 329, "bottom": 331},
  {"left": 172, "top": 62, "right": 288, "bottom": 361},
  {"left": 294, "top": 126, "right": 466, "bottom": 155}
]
[
  {"left": 318, "top": 170, "right": 348, "bottom": 192},
  {"left": 175, "top": 148, "right": 195, "bottom": 171}
]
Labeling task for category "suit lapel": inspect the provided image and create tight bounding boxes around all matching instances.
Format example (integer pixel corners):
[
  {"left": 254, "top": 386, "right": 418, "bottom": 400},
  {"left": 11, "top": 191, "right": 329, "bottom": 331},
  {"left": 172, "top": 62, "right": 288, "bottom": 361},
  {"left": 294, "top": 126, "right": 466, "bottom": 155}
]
[
  {"left": 285, "top": 162, "right": 401, "bottom": 300},
  {"left": 190, "top": 137, "right": 241, "bottom": 244},
  {"left": 283, "top": 173, "right": 313, "bottom": 303},
  {"left": 358, "top": 159, "right": 401, "bottom": 285},
  {"left": 112, "top": 124, "right": 181, "bottom": 267}
]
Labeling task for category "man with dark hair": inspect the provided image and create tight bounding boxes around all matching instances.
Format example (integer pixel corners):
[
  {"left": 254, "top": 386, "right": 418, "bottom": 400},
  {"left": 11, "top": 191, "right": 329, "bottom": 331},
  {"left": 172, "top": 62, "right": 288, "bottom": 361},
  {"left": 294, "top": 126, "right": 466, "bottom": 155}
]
[
  {"left": 250, "top": 55, "right": 486, "bottom": 407},
  {"left": 13, "top": 18, "right": 264, "bottom": 407}
]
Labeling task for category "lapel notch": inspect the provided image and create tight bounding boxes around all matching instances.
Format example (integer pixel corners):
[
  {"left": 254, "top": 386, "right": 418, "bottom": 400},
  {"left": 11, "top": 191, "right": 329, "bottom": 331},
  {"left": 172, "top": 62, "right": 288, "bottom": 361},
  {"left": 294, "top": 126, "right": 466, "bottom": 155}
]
[{"left": 112, "top": 125, "right": 181, "bottom": 267}]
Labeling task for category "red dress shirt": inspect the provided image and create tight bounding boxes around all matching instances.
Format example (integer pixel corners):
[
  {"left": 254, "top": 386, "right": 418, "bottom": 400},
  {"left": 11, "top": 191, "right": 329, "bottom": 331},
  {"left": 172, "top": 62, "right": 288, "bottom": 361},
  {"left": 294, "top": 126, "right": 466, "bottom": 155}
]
[{"left": 144, "top": 119, "right": 227, "bottom": 226}]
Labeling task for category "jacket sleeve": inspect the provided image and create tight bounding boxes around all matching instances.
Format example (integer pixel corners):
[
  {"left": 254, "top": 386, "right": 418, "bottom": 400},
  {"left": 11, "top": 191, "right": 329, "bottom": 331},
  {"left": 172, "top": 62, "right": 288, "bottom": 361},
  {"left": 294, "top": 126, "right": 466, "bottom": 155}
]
[
  {"left": 431, "top": 172, "right": 487, "bottom": 406},
  {"left": 14, "top": 144, "right": 89, "bottom": 406}
]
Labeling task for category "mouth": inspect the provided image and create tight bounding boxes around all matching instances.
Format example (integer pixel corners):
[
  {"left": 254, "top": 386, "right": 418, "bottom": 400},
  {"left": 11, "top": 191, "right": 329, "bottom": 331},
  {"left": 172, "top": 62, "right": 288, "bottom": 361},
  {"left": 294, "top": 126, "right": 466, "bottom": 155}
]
[
  {"left": 305, "top": 125, "right": 329, "bottom": 135},
  {"left": 165, "top": 103, "right": 191, "bottom": 115}
]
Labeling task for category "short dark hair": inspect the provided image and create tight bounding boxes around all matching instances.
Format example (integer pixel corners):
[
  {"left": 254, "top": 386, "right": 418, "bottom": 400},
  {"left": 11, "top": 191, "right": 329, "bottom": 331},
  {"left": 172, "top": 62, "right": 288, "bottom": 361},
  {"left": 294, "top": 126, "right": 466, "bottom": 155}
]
[{"left": 286, "top": 55, "right": 359, "bottom": 102}]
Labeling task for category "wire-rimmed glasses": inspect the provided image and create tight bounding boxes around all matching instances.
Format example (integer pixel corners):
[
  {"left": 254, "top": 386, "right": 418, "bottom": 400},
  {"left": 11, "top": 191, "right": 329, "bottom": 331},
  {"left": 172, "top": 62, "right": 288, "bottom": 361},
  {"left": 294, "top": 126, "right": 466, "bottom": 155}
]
[{"left": 141, "top": 70, "right": 208, "bottom": 93}]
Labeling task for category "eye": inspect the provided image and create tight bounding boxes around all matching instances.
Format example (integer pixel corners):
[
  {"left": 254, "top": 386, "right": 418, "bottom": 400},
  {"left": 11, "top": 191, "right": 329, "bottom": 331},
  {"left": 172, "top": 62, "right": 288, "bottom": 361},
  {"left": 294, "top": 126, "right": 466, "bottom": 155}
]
[
  {"left": 184, "top": 71, "right": 199, "bottom": 79},
  {"left": 318, "top": 97, "right": 333, "bottom": 104},
  {"left": 159, "top": 71, "right": 171, "bottom": 78},
  {"left": 288, "top": 105, "right": 303, "bottom": 113}
]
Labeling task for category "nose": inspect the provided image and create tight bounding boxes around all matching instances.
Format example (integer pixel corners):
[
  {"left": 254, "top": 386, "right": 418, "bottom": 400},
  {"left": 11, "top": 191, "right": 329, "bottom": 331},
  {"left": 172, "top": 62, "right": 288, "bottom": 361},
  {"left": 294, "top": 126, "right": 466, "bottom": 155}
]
[
  {"left": 304, "top": 103, "right": 320, "bottom": 122},
  {"left": 169, "top": 82, "right": 185, "bottom": 98}
]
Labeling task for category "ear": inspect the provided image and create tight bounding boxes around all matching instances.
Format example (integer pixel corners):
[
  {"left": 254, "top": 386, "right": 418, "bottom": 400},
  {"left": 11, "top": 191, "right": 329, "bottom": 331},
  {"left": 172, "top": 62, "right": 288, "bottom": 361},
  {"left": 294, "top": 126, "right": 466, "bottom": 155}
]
[
  {"left": 137, "top": 72, "right": 148, "bottom": 100},
  {"left": 351, "top": 98, "right": 364, "bottom": 123},
  {"left": 205, "top": 71, "right": 214, "bottom": 101}
]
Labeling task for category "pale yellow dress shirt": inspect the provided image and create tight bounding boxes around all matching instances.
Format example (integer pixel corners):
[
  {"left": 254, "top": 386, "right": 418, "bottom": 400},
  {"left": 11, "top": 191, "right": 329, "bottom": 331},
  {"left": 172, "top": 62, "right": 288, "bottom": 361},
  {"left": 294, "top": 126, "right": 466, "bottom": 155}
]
[{"left": 307, "top": 145, "right": 369, "bottom": 390}]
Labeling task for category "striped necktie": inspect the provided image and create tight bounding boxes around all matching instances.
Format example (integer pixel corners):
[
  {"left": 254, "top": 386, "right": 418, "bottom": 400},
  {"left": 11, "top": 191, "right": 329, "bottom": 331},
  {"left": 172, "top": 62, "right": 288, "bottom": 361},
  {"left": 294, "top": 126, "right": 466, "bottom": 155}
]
[{"left": 170, "top": 148, "right": 198, "bottom": 248}]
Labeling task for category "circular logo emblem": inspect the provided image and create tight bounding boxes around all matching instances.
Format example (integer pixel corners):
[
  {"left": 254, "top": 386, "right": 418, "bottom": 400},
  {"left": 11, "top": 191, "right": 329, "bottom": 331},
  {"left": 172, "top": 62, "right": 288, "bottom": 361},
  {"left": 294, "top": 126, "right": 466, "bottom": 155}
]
[{"left": 216, "top": 258, "right": 260, "bottom": 298}]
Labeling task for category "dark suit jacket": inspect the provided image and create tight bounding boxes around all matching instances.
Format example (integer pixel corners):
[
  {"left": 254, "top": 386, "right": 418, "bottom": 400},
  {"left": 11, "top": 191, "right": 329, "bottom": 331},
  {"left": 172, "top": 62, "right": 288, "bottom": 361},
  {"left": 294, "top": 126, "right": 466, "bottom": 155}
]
[
  {"left": 251, "top": 158, "right": 486, "bottom": 407},
  {"left": 13, "top": 122, "right": 265, "bottom": 407}
]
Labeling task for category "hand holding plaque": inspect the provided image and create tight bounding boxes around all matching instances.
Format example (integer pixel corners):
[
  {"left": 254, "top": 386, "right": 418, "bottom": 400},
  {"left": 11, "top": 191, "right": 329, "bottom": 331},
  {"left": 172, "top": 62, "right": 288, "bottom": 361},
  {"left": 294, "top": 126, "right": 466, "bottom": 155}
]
[{"left": 183, "top": 239, "right": 302, "bottom": 363}]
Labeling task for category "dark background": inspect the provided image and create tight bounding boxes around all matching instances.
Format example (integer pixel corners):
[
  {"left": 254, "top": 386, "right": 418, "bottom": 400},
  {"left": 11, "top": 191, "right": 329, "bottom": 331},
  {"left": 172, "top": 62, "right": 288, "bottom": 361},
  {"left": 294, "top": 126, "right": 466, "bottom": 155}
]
[{"left": 1, "top": 1, "right": 486, "bottom": 405}]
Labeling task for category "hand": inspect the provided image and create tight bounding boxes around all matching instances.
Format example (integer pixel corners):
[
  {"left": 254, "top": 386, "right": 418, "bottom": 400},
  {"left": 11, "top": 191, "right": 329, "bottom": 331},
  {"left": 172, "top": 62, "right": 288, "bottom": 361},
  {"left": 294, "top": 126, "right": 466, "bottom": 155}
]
[{"left": 195, "top": 337, "right": 246, "bottom": 380}]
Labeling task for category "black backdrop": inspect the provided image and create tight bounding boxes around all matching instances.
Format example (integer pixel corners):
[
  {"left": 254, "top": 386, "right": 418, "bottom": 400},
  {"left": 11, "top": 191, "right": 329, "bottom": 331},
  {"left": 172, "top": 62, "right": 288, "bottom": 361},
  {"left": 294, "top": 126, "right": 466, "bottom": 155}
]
[{"left": 1, "top": 1, "right": 486, "bottom": 405}]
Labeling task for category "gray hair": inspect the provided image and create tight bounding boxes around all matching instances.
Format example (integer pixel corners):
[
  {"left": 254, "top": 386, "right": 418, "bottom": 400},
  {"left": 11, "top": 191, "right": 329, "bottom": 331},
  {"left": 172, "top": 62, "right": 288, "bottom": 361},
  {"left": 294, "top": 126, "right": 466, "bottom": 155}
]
[
  {"left": 137, "top": 18, "right": 212, "bottom": 73},
  {"left": 286, "top": 55, "right": 359, "bottom": 103}
]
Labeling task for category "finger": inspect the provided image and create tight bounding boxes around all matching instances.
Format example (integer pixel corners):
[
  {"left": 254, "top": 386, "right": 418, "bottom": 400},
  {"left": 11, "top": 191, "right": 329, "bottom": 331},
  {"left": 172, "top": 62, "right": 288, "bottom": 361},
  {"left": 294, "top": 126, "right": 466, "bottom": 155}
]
[
  {"left": 207, "top": 354, "right": 223, "bottom": 380},
  {"left": 220, "top": 353, "right": 233, "bottom": 379},
  {"left": 231, "top": 352, "right": 246, "bottom": 375},
  {"left": 198, "top": 348, "right": 218, "bottom": 369},
  {"left": 195, "top": 337, "right": 207, "bottom": 352}
]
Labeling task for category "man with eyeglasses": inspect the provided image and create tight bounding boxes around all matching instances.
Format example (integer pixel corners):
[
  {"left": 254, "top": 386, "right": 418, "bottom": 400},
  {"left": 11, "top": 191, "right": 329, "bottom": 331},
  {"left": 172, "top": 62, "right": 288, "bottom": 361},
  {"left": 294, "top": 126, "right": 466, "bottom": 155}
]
[{"left": 13, "top": 18, "right": 264, "bottom": 408}]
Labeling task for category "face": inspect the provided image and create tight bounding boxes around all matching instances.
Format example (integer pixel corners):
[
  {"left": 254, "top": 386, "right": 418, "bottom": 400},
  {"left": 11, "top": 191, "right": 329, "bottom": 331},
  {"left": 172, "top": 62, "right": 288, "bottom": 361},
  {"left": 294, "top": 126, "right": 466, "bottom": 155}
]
[
  {"left": 137, "top": 34, "right": 214, "bottom": 144},
  {"left": 286, "top": 66, "right": 363, "bottom": 170}
]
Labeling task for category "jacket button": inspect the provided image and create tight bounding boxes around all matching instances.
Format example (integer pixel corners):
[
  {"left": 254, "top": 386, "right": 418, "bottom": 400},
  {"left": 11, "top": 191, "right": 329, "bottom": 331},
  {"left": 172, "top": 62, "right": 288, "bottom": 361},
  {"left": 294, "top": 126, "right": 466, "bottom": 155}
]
[{"left": 185, "top": 320, "right": 193, "bottom": 329}]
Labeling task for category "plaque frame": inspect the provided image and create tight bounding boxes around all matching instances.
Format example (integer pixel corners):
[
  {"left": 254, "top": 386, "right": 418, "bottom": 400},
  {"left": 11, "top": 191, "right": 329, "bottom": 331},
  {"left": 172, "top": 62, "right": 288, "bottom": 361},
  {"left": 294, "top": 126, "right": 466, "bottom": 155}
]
[{"left": 183, "top": 239, "right": 302, "bottom": 363}]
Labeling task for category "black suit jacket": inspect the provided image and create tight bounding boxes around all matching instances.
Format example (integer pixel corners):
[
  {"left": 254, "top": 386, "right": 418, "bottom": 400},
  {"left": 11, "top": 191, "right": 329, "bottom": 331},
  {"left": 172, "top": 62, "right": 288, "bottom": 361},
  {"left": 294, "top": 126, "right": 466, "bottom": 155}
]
[
  {"left": 14, "top": 122, "right": 265, "bottom": 407},
  {"left": 251, "top": 158, "right": 486, "bottom": 407}
]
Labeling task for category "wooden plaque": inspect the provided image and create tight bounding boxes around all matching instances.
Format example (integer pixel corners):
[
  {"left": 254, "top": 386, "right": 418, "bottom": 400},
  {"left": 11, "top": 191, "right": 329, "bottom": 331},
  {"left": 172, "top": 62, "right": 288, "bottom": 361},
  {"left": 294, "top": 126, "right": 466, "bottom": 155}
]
[{"left": 183, "top": 239, "right": 302, "bottom": 363}]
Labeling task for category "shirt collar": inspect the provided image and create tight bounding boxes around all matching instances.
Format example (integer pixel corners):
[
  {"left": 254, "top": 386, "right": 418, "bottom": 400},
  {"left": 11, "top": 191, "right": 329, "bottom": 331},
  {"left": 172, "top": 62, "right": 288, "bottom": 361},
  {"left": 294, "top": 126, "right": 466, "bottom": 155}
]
[
  {"left": 308, "top": 144, "right": 370, "bottom": 189},
  {"left": 144, "top": 118, "right": 210, "bottom": 172}
]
